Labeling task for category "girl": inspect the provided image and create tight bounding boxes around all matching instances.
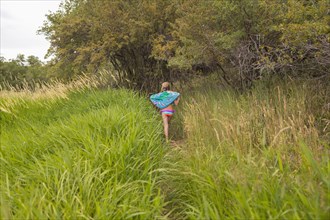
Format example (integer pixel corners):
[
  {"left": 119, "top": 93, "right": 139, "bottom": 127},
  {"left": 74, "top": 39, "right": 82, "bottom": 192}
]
[{"left": 159, "top": 82, "right": 180, "bottom": 142}]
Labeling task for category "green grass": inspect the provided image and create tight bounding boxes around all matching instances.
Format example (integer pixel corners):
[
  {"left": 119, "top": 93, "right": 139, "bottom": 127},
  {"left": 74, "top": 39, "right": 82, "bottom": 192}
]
[
  {"left": 1, "top": 88, "right": 168, "bottom": 219},
  {"left": 1, "top": 77, "right": 329, "bottom": 219},
  {"left": 163, "top": 78, "right": 329, "bottom": 219}
]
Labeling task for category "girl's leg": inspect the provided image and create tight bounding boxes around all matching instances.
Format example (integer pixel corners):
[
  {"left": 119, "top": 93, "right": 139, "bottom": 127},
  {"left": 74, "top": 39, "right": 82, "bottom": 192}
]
[{"left": 162, "top": 114, "right": 169, "bottom": 142}]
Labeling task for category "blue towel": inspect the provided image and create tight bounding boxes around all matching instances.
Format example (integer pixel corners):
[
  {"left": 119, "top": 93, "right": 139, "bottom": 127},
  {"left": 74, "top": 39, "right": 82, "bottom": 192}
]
[{"left": 150, "top": 91, "right": 180, "bottom": 109}]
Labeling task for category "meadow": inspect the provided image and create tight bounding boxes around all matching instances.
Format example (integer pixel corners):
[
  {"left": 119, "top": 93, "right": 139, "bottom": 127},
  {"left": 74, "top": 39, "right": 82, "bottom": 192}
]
[
  {"left": 165, "top": 77, "right": 329, "bottom": 219},
  {"left": 0, "top": 76, "right": 329, "bottom": 219},
  {"left": 0, "top": 80, "right": 167, "bottom": 219}
]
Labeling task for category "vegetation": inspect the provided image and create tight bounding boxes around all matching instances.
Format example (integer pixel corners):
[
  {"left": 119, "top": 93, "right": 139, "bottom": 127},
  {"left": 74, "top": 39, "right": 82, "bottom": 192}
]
[
  {"left": 1, "top": 76, "right": 329, "bottom": 219},
  {"left": 1, "top": 0, "right": 329, "bottom": 219},
  {"left": 164, "top": 76, "right": 329, "bottom": 219},
  {"left": 2, "top": 1, "right": 329, "bottom": 91},
  {"left": 0, "top": 80, "right": 166, "bottom": 219},
  {"left": 0, "top": 55, "right": 49, "bottom": 90},
  {"left": 38, "top": 0, "right": 329, "bottom": 90}
]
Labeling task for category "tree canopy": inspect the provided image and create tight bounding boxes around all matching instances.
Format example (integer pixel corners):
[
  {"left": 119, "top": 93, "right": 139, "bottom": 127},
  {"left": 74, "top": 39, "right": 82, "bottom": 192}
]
[{"left": 39, "top": 0, "right": 329, "bottom": 90}]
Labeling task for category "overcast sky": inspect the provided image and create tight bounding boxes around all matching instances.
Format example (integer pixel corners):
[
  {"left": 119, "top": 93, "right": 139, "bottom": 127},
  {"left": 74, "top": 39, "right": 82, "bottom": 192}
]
[{"left": 1, "top": 0, "right": 61, "bottom": 61}]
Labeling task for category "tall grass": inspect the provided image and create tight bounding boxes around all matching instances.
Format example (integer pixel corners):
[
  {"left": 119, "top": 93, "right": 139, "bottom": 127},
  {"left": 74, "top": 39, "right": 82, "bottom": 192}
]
[
  {"left": 163, "top": 78, "right": 329, "bottom": 219},
  {"left": 1, "top": 74, "right": 329, "bottom": 219},
  {"left": 0, "top": 71, "right": 117, "bottom": 114},
  {"left": 0, "top": 87, "right": 169, "bottom": 219}
]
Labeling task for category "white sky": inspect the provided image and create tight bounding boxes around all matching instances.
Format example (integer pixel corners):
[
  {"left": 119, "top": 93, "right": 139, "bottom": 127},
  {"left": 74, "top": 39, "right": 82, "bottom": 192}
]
[{"left": 1, "top": 0, "right": 62, "bottom": 61}]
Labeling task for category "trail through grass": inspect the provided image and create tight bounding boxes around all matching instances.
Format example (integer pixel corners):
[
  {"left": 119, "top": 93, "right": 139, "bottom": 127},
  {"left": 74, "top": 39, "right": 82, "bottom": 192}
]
[{"left": 1, "top": 77, "right": 329, "bottom": 219}]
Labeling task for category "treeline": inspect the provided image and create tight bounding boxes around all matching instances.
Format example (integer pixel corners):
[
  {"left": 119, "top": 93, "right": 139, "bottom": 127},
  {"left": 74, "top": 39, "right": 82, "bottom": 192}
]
[
  {"left": 0, "top": 55, "right": 49, "bottom": 89},
  {"left": 3, "top": 0, "right": 330, "bottom": 91}
]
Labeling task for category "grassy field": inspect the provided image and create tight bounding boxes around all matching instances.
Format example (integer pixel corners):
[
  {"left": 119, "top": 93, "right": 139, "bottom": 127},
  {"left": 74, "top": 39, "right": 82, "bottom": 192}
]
[
  {"left": 0, "top": 77, "right": 329, "bottom": 219},
  {"left": 165, "top": 77, "right": 329, "bottom": 219},
  {"left": 0, "top": 86, "right": 168, "bottom": 219}
]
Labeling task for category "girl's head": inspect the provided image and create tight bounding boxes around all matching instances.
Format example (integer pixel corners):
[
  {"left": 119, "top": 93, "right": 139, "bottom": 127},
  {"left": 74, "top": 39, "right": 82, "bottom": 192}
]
[{"left": 161, "top": 82, "right": 170, "bottom": 91}]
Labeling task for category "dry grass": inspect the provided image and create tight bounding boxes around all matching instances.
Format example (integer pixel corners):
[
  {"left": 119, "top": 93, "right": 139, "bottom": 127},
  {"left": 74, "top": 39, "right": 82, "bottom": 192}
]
[
  {"left": 163, "top": 78, "right": 329, "bottom": 219},
  {"left": 0, "top": 71, "right": 117, "bottom": 114}
]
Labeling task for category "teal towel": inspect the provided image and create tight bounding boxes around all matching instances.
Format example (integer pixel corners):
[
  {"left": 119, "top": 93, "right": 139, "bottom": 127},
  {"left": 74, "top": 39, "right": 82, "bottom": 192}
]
[{"left": 150, "top": 91, "right": 180, "bottom": 109}]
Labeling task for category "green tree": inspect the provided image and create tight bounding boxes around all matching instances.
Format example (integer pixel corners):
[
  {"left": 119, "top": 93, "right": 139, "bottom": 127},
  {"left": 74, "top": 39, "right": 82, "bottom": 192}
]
[
  {"left": 0, "top": 55, "right": 28, "bottom": 89},
  {"left": 40, "top": 0, "right": 179, "bottom": 90},
  {"left": 164, "top": 0, "right": 329, "bottom": 88},
  {"left": 25, "top": 56, "right": 48, "bottom": 82},
  {"left": 0, "top": 55, "right": 49, "bottom": 89},
  {"left": 40, "top": 0, "right": 329, "bottom": 90}
]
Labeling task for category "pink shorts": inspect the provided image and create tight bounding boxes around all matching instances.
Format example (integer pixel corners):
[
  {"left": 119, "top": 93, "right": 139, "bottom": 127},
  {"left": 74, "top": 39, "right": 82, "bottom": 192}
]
[{"left": 160, "top": 109, "right": 174, "bottom": 117}]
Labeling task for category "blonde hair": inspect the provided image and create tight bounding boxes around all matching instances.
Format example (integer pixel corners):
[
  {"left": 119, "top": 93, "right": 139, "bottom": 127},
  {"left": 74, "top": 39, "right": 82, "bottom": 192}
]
[{"left": 161, "top": 82, "right": 170, "bottom": 92}]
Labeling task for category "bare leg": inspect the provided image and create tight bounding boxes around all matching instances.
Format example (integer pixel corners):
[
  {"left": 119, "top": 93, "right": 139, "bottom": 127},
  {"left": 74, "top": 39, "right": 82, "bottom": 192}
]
[{"left": 162, "top": 114, "right": 169, "bottom": 142}]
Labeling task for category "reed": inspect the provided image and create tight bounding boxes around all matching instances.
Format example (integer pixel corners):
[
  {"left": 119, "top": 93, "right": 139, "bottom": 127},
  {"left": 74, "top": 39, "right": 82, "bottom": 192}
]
[{"left": 163, "top": 79, "right": 329, "bottom": 219}]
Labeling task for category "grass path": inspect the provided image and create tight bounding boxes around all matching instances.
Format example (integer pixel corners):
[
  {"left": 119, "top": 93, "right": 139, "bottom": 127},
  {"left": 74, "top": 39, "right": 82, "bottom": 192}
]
[
  {"left": 159, "top": 79, "right": 329, "bottom": 219},
  {"left": 169, "top": 139, "right": 186, "bottom": 148},
  {"left": 1, "top": 78, "right": 328, "bottom": 219}
]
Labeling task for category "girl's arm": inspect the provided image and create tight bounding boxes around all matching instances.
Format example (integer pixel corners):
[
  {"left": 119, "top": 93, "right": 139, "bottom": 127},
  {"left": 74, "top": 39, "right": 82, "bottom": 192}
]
[{"left": 174, "top": 96, "right": 180, "bottom": 106}]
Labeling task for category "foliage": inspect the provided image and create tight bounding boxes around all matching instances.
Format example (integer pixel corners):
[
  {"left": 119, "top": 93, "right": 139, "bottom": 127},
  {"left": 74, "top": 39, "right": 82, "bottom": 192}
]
[
  {"left": 39, "top": 0, "right": 329, "bottom": 90},
  {"left": 163, "top": 76, "right": 329, "bottom": 219},
  {"left": 39, "top": 0, "right": 179, "bottom": 90},
  {"left": 1, "top": 76, "right": 328, "bottom": 218},
  {"left": 165, "top": 0, "right": 330, "bottom": 89},
  {"left": 0, "top": 88, "right": 166, "bottom": 219},
  {"left": 0, "top": 55, "right": 50, "bottom": 89}
]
